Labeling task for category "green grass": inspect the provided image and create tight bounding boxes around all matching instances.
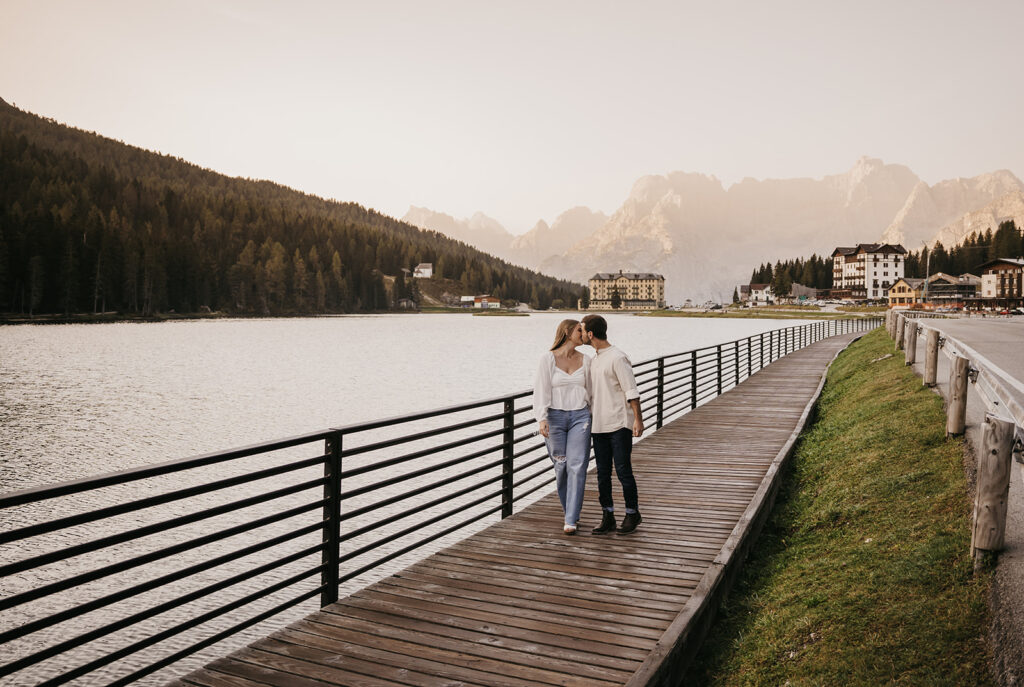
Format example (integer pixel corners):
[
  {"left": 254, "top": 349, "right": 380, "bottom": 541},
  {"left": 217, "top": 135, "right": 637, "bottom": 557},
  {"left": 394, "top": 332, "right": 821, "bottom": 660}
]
[{"left": 688, "top": 328, "right": 992, "bottom": 686}]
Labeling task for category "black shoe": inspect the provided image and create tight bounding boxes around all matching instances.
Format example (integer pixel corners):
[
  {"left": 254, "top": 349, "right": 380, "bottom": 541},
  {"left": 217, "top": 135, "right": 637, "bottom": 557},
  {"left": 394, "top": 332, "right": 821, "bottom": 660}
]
[
  {"left": 617, "top": 511, "right": 642, "bottom": 534},
  {"left": 591, "top": 511, "right": 617, "bottom": 534}
]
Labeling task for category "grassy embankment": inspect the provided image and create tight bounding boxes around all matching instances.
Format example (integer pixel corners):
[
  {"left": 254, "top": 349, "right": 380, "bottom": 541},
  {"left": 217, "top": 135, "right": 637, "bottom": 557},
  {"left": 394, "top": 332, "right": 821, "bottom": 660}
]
[{"left": 689, "top": 327, "right": 992, "bottom": 686}]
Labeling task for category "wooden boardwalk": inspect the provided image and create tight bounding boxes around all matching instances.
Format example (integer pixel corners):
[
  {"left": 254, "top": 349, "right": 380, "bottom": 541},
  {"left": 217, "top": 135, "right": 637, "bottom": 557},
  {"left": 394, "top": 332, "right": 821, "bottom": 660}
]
[{"left": 172, "top": 333, "right": 862, "bottom": 687}]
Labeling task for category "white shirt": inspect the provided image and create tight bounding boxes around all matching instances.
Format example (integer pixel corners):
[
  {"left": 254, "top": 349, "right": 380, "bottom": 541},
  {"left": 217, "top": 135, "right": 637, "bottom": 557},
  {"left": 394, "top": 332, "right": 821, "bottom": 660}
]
[
  {"left": 589, "top": 345, "right": 640, "bottom": 433},
  {"left": 533, "top": 351, "right": 591, "bottom": 423}
]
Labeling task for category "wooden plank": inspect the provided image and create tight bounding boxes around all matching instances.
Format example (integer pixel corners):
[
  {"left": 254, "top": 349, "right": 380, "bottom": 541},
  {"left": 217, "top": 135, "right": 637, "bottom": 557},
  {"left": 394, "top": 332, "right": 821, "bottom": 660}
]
[
  {"left": 325, "top": 596, "right": 648, "bottom": 667},
  {"left": 297, "top": 613, "right": 636, "bottom": 684},
  {"left": 321, "top": 601, "right": 643, "bottom": 672},
  {"left": 263, "top": 626, "right": 614, "bottom": 687}
]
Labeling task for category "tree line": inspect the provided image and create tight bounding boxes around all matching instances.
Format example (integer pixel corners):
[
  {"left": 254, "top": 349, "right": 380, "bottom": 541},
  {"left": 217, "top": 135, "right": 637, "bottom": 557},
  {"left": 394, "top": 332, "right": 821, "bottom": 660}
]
[
  {"left": 0, "top": 100, "right": 582, "bottom": 316},
  {"left": 903, "top": 221, "right": 1023, "bottom": 278},
  {"left": 748, "top": 254, "right": 833, "bottom": 297}
]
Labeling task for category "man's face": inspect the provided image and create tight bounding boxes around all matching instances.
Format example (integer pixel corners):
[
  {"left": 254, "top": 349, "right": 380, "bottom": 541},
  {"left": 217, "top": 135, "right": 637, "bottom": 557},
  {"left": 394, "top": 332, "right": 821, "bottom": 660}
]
[{"left": 578, "top": 322, "right": 591, "bottom": 344}]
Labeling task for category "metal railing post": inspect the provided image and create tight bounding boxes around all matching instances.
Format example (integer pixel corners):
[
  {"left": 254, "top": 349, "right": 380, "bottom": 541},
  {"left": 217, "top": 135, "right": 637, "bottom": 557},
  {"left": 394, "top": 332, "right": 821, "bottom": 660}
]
[
  {"left": 501, "top": 398, "right": 515, "bottom": 518},
  {"left": 321, "top": 430, "right": 342, "bottom": 607},
  {"left": 716, "top": 344, "right": 723, "bottom": 396},
  {"left": 690, "top": 350, "right": 698, "bottom": 409},
  {"left": 657, "top": 358, "right": 665, "bottom": 429},
  {"left": 734, "top": 341, "right": 740, "bottom": 386},
  {"left": 747, "top": 337, "right": 752, "bottom": 379},
  {"left": 760, "top": 332, "right": 764, "bottom": 370}
]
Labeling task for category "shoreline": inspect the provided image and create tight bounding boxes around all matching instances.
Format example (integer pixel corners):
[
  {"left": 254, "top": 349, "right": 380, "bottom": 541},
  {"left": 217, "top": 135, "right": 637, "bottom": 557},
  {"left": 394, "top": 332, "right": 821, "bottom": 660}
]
[{"left": 0, "top": 306, "right": 886, "bottom": 325}]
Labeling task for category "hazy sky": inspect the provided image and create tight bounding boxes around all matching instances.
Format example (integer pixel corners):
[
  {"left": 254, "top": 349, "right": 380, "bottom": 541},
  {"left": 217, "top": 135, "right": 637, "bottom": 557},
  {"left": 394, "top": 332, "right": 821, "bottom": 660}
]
[{"left": 3, "top": 1, "right": 1022, "bottom": 233}]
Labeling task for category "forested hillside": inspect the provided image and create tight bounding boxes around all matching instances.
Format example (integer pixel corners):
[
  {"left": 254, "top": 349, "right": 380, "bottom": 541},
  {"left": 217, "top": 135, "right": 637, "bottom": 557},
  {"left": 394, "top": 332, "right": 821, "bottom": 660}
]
[{"left": 0, "top": 98, "right": 581, "bottom": 316}]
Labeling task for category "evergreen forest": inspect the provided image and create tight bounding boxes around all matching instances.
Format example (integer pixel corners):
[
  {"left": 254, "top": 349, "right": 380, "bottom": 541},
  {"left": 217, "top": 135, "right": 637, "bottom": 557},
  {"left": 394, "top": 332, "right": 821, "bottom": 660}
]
[
  {"left": 748, "top": 222, "right": 1023, "bottom": 296},
  {"left": 0, "top": 98, "right": 582, "bottom": 317}
]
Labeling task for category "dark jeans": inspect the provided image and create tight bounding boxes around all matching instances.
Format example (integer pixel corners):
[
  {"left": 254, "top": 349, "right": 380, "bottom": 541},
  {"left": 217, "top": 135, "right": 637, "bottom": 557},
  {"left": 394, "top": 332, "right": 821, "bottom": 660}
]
[{"left": 592, "top": 427, "right": 639, "bottom": 512}]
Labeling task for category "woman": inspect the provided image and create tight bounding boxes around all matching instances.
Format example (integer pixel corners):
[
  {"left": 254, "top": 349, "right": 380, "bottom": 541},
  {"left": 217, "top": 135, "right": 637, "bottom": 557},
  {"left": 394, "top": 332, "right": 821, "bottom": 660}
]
[{"left": 534, "top": 319, "right": 592, "bottom": 535}]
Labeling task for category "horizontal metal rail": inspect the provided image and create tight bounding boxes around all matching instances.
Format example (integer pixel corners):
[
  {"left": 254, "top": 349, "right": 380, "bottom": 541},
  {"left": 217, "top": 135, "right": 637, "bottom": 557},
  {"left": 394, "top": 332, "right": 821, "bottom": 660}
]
[{"left": 0, "top": 316, "right": 880, "bottom": 685}]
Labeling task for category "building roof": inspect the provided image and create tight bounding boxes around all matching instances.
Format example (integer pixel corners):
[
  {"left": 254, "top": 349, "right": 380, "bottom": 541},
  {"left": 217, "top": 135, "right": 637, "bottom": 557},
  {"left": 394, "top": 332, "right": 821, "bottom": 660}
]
[
  {"left": 590, "top": 272, "right": 664, "bottom": 280},
  {"left": 415, "top": 263, "right": 433, "bottom": 269},
  {"left": 976, "top": 258, "right": 1024, "bottom": 271},
  {"left": 892, "top": 277, "right": 926, "bottom": 290},
  {"left": 748, "top": 283, "right": 769, "bottom": 290},
  {"left": 831, "top": 243, "right": 908, "bottom": 257},
  {"left": 927, "top": 272, "right": 958, "bottom": 285}
]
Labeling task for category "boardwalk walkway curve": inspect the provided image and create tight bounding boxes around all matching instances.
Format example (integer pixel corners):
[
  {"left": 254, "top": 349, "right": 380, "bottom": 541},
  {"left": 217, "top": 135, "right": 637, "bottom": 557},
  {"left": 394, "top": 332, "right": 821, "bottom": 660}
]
[{"left": 171, "top": 332, "right": 866, "bottom": 687}]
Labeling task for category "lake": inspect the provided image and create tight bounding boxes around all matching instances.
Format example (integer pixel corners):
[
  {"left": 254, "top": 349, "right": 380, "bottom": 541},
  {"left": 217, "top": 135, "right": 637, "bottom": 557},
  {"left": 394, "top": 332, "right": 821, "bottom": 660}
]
[{"left": 0, "top": 313, "right": 816, "bottom": 685}]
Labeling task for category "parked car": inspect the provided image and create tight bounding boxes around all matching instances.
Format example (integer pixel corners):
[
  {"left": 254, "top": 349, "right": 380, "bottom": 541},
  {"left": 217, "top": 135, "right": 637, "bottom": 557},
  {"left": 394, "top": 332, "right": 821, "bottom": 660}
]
[{"left": 1010, "top": 308, "right": 1024, "bottom": 315}]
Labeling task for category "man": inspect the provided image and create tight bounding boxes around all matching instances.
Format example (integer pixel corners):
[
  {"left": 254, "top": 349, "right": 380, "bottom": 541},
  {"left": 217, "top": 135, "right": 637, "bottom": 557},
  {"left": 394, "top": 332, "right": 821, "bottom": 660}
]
[{"left": 580, "top": 314, "right": 643, "bottom": 534}]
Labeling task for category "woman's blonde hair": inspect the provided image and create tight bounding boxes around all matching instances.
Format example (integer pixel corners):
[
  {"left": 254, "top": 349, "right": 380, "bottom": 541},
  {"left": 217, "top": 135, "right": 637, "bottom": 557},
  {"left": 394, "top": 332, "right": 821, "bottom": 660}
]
[{"left": 550, "top": 319, "right": 580, "bottom": 351}]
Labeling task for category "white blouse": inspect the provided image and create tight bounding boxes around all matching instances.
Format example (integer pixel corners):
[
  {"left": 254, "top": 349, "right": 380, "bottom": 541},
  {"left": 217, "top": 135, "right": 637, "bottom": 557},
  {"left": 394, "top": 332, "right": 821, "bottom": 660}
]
[{"left": 533, "top": 351, "right": 592, "bottom": 423}]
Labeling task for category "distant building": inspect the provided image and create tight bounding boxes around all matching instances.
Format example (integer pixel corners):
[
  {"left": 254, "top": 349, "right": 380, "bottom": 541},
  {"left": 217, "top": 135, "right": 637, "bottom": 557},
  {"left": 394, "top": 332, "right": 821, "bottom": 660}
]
[
  {"left": 972, "top": 258, "right": 1024, "bottom": 308},
  {"left": 831, "top": 244, "right": 907, "bottom": 300},
  {"left": 789, "top": 283, "right": 817, "bottom": 301},
  {"left": 587, "top": 271, "right": 665, "bottom": 310},
  {"left": 888, "top": 278, "right": 926, "bottom": 308},
  {"left": 925, "top": 272, "right": 979, "bottom": 309},
  {"left": 413, "top": 263, "right": 433, "bottom": 278},
  {"left": 748, "top": 283, "right": 772, "bottom": 304},
  {"left": 474, "top": 295, "right": 501, "bottom": 309}
]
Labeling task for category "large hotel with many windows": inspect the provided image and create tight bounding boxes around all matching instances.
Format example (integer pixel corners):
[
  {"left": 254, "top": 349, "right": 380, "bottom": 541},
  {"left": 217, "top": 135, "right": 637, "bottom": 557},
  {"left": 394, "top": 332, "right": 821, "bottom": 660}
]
[
  {"left": 830, "top": 243, "right": 907, "bottom": 300},
  {"left": 586, "top": 271, "right": 666, "bottom": 310}
]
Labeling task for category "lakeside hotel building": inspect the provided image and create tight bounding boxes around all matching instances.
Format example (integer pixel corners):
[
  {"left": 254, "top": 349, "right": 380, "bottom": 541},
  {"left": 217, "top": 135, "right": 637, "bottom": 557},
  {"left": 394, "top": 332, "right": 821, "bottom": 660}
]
[
  {"left": 830, "top": 244, "right": 907, "bottom": 300},
  {"left": 586, "top": 271, "right": 666, "bottom": 310}
]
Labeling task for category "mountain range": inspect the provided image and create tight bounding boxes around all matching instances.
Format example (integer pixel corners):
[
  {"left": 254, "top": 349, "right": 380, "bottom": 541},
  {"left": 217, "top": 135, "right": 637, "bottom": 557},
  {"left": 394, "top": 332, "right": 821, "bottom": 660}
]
[{"left": 403, "top": 158, "right": 1024, "bottom": 304}]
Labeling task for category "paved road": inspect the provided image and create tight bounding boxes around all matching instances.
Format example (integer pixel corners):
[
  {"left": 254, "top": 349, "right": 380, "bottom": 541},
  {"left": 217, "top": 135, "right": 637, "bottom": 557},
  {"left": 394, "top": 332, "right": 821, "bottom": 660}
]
[
  {"left": 906, "top": 316, "right": 1024, "bottom": 686},
  {"left": 923, "top": 317, "right": 1024, "bottom": 417}
]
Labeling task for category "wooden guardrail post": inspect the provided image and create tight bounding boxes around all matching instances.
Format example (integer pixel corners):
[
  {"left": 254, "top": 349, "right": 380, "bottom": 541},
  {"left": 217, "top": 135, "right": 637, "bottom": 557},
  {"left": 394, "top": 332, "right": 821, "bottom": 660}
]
[
  {"left": 946, "top": 356, "right": 970, "bottom": 437},
  {"left": 886, "top": 310, "right": 894, "bottom": 338},
  {"left": 895, "top": 314, "right": 906, "bottom": 350},
  {"left": 924, "top": 329, "right": 939, "bottom": 386},
  {"left": 904, "top": 321, "right": 918, "bottom": 365},
  {"left": 971, "top": 414, "right": 1015, "bottom": 557}
]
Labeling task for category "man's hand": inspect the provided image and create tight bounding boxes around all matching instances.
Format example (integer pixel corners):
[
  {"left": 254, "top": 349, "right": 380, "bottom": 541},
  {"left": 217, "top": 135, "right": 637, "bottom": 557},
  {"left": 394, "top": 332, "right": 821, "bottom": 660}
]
[
  {"left": 632, "top": 417, "right": 644, "bottom": 438},
  {"left": 539, "top": 420, "right": 550, "bottom": 438}
]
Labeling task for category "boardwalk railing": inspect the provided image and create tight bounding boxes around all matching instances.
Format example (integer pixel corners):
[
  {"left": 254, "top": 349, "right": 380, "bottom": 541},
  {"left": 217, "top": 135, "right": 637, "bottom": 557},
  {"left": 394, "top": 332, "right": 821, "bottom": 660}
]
[
  {"left": 887, "top": 310, "right": 1024, "bottom": 559},
  {"left": 0, "top": 316, "right": 880, "bottom": 686}
]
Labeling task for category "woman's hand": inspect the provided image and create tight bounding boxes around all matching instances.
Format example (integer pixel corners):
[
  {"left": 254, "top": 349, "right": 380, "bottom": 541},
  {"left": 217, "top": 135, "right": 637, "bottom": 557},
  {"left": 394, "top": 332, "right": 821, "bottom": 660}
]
[{"left": 539, "top": 420, "right": 550, "bottom": 438}]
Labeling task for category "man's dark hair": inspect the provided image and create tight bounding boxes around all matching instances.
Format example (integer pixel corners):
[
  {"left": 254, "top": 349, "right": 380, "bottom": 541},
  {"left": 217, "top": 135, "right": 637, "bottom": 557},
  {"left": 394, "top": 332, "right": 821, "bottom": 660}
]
[{"left": 581, "top": 314, "right": 608, "bottom": 340}]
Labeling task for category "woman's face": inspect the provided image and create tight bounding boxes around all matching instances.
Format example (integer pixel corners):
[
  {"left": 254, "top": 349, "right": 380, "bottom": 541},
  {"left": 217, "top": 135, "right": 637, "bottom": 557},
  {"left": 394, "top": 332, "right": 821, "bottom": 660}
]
[{"left": 569, "top": 323, "right": 584, "bottom": 346}]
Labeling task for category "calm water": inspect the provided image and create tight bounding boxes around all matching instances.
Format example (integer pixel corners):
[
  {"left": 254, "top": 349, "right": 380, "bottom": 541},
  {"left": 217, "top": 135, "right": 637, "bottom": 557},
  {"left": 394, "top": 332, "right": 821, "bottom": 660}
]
[{"left": 0, "top": 313, "right": 813, "bottom": 685}]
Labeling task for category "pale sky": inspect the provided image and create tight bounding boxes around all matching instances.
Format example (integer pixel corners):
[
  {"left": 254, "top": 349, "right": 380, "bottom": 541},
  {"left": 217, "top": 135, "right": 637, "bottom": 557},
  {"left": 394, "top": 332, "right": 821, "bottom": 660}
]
[{"left": 3, "top": 0, "right": 1022, "bottom": 234}]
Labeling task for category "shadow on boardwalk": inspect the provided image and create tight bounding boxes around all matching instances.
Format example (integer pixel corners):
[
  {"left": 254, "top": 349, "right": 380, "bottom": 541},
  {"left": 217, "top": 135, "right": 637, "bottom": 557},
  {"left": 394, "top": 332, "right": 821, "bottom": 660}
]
[{"left": 172, "top": 332, "right": 864, "bottom": 687}]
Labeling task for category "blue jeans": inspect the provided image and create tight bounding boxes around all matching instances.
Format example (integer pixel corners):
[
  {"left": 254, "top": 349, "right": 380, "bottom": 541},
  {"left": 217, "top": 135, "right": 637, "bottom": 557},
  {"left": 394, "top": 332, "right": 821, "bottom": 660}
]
[
  {"left": 545, "top": 408, "right": 591, "bottom": 526},
  {"left": 592, "top": 427, "right": 639, "bottom": 513}
]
